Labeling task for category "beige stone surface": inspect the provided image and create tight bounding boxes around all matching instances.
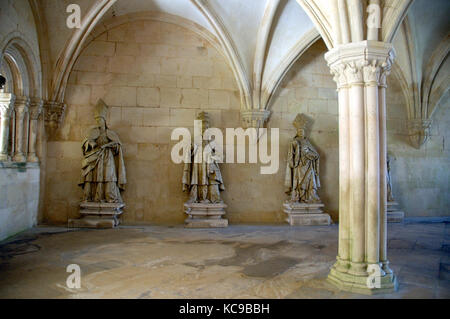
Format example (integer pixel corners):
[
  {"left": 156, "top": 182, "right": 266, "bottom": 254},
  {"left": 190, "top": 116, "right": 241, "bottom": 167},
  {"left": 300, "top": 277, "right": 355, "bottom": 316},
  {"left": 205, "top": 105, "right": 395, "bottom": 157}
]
[
  {"left": 184, "top": 202, "right": 228, "bottom": 228},
  {"left": 0, "top": 163, "right": 40, "bottom": 241},
  {"left": 387, "top": 202, "right": 405, "bottom": 223},
  {"left": 0, "top": 222, "right": 448, "bottom": 299},
  {"left": 283, "top": 202, "right": 331, "bottom": 226},
  {"left": 44, "top": 20, "right": 243, "bottom": 226},
  {"left": 43, "top": 25, "right": 450, "bottom": 226}
]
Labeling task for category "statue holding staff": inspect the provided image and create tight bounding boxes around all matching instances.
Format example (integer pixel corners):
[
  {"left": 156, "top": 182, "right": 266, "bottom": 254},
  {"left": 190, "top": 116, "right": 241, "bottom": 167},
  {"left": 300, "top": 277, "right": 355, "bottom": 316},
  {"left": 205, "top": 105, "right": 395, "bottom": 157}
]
[{"left": 79, "top": 99, "right": 126, "bottom": 203}]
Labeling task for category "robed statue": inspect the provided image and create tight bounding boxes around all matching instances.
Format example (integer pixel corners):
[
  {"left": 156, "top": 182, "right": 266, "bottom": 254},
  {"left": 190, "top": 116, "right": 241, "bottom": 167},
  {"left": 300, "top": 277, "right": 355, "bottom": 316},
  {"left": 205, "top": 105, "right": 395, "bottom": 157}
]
[
  {"left": 79, "top": 99, "right": 126, "bottom": 203},
  {"left": 182, "top": 112, "right": 225, "bottom": 203},
  {"left": 285, "top": 114, "right": 321, "bottom": 203}
]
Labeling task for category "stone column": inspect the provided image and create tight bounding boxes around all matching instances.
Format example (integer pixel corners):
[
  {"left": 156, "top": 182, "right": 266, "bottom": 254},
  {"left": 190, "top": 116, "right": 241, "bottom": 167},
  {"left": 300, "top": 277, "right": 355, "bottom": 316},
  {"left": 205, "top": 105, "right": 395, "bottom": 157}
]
[
  {"left": 364, "top": 62, "right": 380, "bottom": 266},
  {"left": 27, "top": 98, "right": 43, "bottom": 162},
  {"left": 379, "top": 71, "right": 393, "bottom": 273},
  {"left": 334, "top": 65, "right": 351, "bottom": 273},
  {"left": 12, "top": 96, "right": 30, "bottom": 162},
  {"left": 347, "top": 62, "right": 366, "bottom": 276},
  {"left": 326, "top": 41, "right": 397, "bottom": 294},
  {"left": 0, "top": 92, "right": 16, "bottom": 161}
]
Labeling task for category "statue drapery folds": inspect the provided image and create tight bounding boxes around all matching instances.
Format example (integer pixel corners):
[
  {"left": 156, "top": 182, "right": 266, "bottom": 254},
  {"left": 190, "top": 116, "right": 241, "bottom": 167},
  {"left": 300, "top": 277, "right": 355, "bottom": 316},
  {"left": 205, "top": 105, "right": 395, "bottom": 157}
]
[
  {"left": 182, "top": 112, "right": 225, "bottom": 204},
  {"left": 284, "top": 114, "right": 321, "bottom": 203},
  {"left": 79, "top": 99, "right": 126, "bottom": 203}
]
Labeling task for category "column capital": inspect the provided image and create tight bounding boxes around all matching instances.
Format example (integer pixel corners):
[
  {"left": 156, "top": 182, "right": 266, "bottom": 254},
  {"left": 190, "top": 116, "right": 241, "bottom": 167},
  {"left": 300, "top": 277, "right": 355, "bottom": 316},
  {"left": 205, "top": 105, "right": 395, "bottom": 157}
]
[
  {"left": 44, "top": 100, "right": 66, "bottom": 135},
  {"left": 14, "top": 96, "right": 30, "bottom": 116},
  {"left": 29, "top": 98, "right": 44, "bottom": 120},
  {"left": 325, "top": 41, "right": 395, "bottom": 87},
  {"left": 241, "top": 109, "right": 270, "bottom": 129},
  {"left": 407, "top": 118, "right": 432, "bottom": 149}
]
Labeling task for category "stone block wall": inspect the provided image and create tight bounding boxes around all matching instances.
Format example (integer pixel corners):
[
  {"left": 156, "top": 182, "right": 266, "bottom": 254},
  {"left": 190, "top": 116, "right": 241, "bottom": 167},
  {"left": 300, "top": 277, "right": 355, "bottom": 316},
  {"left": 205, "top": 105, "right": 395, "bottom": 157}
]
[
  {"left": 269, "top": 41, "right": 340, "bottom": 221},
  {"left": 44, "top": 20, "right": 450, "bottom": 225},
  {"left": 386, "top": 82, "right": 450, "bottom": 216},
  {"left": 45, "top": 20, "right": 242, "bottom": 224},
  {"left": 0, "top": 163, "right": 40, "bottom": 240}
]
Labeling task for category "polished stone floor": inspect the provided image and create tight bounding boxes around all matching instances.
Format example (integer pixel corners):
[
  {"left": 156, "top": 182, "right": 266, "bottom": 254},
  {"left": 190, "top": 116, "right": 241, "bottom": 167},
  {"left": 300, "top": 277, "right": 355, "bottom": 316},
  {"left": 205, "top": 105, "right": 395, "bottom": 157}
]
[{"left": 0, "top": 221, "right": 449, "bottom": 299}]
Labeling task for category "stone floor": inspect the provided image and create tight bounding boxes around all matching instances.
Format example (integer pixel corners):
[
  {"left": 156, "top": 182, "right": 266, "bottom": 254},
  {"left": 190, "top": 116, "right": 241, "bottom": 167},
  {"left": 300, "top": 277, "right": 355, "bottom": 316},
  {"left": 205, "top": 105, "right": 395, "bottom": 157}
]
[{"left": 0, "top": 220, "right": 449, "bottom": 299}]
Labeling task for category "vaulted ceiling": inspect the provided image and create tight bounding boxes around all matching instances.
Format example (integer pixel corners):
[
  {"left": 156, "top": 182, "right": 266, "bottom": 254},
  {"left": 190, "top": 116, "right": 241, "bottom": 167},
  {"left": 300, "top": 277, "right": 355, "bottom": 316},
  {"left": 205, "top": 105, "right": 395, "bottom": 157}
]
[
  {"left": 31, "top": 0, "right": 449, "bottom": 129},
  {"left": 37, "top": 0, "right": 318, "bottom": 113},
  {"left": 392, "top": 0, "right": 450, "bottom": 122}
]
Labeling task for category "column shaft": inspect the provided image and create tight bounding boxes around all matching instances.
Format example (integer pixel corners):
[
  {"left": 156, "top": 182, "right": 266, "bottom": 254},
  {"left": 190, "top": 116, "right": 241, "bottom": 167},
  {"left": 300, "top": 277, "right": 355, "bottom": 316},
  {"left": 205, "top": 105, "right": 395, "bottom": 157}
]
[
  {"left": 349, "top": 84, "right": 365, "bottom": 269},
  {"left": 13, "top": 97, "right": 30, "bottom": 162},
  {"left": 366, "top": 83, "right": 380, "bottom": 264},
  {"left": 28, "top": 99, "right": 43, "bottom": 162},
  {"left": 338, "top": 85, "right": 350, "bottom": 265},
  {"left": 379, "top": 83, "right": 389, "bottom": 271}
]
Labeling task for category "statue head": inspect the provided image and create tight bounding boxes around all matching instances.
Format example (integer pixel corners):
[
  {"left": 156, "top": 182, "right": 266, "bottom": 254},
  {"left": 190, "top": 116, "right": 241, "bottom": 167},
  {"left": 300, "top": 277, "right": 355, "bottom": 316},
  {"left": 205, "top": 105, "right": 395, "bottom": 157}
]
[
  {"left": 94, "top": 99, "right": 108, "bottom": 129},
  {"left": 196, "top": 111, "right": 210, "bottom": 134},
  {"left": 293, "top": 113, "right": 309, "bottom": 138}
]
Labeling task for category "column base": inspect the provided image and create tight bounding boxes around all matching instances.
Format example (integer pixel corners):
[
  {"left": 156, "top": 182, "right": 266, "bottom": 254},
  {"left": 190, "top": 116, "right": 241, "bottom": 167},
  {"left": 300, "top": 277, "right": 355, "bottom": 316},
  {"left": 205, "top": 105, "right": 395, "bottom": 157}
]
[
  {"left": 0, "top": 154, "right": 10, "bottom": 161},
  {"left": 283, "top": 202, "right": 331, "bottom": 226},
  {"left": 68, "top": 202, "right": 124, "bottom": 229},
  {"left": 327, "top": 264, "right": 398, "bottom": 295},
  {"left": 184, "top": 202, "right": 228, "bottom": 228},
  {"left": 12, "top": 154, "right": 27, "bottom": 162},
  {"left": 387, "top": 201, "right": 404, "bottom": 223}
]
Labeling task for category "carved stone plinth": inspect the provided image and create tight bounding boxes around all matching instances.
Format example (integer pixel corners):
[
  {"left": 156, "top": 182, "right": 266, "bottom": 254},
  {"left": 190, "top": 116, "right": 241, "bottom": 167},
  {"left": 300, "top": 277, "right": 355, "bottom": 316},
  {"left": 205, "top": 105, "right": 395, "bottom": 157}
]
[
  {"left": 328, "top": 266, "right": 398, "bottom": 295},
  {"left": 184, "top": 202, "right": 228, "bottom": 228},
  {"left": 387, "top": 201, "right": 404, "bottom": 223},
  {"left": 283, "top": 202, "right": 331, "bottom": 226},
  {"left": 68, "top": 202, "right": 125, "bottom": 229}
]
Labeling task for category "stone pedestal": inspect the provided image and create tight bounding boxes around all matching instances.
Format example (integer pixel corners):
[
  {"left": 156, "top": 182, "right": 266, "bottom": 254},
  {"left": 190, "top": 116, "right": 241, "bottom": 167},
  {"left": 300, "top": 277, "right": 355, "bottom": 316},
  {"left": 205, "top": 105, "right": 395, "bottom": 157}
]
[
  {"left": 283, "top": 202, "right": 331, "bottom": 226},
  {"left": 68, "top": 202, "right": 125, "bottom": 229},
  {"left": 184, "top": 202, "right": 228, "bottom": 228},
  {"left": 387, "top": 201, "right": 404, "bottom": 223}
]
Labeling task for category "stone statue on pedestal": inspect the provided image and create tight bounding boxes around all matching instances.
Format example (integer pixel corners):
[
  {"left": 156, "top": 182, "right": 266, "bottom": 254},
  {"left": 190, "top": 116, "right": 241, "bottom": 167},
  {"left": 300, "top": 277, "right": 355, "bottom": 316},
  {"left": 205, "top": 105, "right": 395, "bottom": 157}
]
[
  {"left": 182, "top": 112, "right": 228, "bottom": 228},
  {"left": 182, "top": 112, "right": 225, "bottom": 204},
  {"left": 386, "top": 154, "right": 404, "bottom": 222},
  {"left": 283, "top": 114, "right": 331, "bottom": 226},
  {"left": 79, "top": 99, "right": 126, "bottom": 203},
  {"left": 69, "top": 99, "right": 127, "bottom": 228}
]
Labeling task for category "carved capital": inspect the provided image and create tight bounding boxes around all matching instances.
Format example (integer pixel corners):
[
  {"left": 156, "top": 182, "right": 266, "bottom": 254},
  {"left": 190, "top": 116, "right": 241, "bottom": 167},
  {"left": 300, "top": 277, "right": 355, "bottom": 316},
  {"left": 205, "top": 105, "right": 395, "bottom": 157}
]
[
  {"left": 0, "top": 93, "right": 16, "bottom": 118},
  {"left": 14, "top": 96, "right": 30, "bottom": 118},
  {"left": 44, "top": 101, "right": 66, "bottom": 135},
  {"left": 330, "top": 64, "right": 348, "bottom": 89},
  {"left": 362, "top": 60, "right": 382, "bottom": 85},
  {"left": 344, "top": 61, "right": 365, "bottom": 85},
  {"left": 325, "top": 41, "right": 396, "bottom": 88},
  {"left": 241, "top": 109, "right": 270, "bottom": 129},
  {"left": 407, "top": 119, "right": 432, "bottom": 149},
  {"left": 29, "top": 98, "right": 44, "bottom": 120}
]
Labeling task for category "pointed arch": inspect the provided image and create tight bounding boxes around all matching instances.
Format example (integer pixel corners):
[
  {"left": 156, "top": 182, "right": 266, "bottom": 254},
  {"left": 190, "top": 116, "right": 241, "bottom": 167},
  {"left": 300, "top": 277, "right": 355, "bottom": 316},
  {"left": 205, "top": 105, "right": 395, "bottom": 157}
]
[
  {"left": 262, "top": 28, "right": 321, "bottom": 111},
  {"left": 50, "top": 0, "right": 118, "bottom": 103},
  {"left": 295, "top": 0, "right": 333, "bottom": 49},
  {"left": 0, "top": 31, "right": 42, "bottom": 98},
  {"left": 191, "top": 0, "right": 252, "bottom": 110}
]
